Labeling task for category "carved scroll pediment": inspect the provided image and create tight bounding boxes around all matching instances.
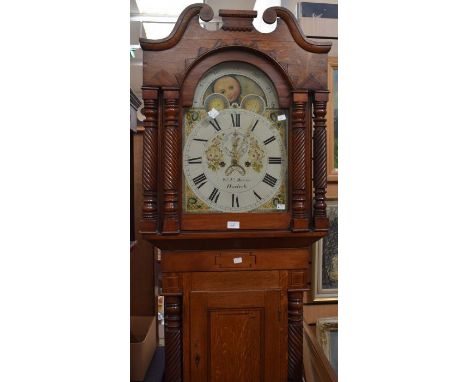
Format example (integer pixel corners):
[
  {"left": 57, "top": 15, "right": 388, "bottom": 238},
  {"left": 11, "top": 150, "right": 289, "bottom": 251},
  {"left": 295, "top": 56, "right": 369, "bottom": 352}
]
[
  {"left": 140, "top": 4, "right": 331, "bottom": 55},
  {"left": 140, "top": 3, "right": 213, "bottom": 51},
  {"left": 262, "top": 7, "right": 331, "bottom": 54}
]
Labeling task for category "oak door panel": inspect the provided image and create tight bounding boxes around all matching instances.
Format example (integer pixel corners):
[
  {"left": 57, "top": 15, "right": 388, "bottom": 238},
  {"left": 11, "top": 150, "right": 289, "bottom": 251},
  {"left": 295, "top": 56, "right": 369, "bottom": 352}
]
[
  {"left": 190, "top": 290, "right": 285, "bottom": 382},
  {"left": 209, "top": 309, "right": 263, "bottom": 382}
]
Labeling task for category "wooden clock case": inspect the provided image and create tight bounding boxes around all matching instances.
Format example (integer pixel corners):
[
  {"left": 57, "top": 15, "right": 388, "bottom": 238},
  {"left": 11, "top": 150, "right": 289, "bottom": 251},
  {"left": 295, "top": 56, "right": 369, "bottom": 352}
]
[{"left": 139, "top": 4, "right": 331, "bottom": 381}]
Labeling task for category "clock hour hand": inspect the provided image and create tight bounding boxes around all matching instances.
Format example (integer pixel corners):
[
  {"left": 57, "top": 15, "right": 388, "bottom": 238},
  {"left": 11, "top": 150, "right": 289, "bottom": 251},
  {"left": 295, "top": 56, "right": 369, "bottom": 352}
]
[{"left": 225, "top": 133, "right": 246, "bottom": 176}]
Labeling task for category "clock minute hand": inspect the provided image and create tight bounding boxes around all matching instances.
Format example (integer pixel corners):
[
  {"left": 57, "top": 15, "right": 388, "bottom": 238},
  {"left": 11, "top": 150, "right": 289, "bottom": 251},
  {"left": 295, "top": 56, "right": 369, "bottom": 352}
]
[
  {"left": 225, "top": 134, "right": 246, "bottom": 176},
  {"left": 239, "top": 116, "right": 258, "bottom": 150}
]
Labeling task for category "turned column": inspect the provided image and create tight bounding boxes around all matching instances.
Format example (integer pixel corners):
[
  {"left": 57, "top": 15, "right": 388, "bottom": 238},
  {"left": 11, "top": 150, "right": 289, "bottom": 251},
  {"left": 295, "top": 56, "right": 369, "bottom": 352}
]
[
  {"left": 162, "top": 89, "right": 181, "bottom": 233},
  {"left": 312, "top": 90, "right": 329, "bottom": 230},
  {"left": 288, "top": 291, "right": 304, "bottom": 382},
  {"left": 164, "top": 295, "right": 183, "bottom": 382},
  {"left": 140, "top": 87, "right": 159, "bottom": 232},
  {"left": 291, "top": 91, "right": 310, "bottom": 231}
]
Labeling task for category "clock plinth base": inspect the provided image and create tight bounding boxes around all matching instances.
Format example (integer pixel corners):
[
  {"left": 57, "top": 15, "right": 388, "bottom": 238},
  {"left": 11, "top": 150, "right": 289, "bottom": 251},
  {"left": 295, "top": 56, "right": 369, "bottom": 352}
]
[{"left": 291, "top": 218, "right": 310, "bottom": 232}]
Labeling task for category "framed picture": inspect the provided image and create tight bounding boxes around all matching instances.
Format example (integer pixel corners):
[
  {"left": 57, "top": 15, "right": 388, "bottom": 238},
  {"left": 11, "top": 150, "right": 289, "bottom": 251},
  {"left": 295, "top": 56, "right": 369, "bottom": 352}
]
[
  {"left": 316, "top": 316, "right": 338, "bottom": 373},
  {"left": 309, "top": 201, "right": 338, "bottom": 302}
]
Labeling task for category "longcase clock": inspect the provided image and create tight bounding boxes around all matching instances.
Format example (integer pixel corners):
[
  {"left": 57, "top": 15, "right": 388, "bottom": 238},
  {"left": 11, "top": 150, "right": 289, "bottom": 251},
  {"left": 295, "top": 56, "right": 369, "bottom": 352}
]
[{"left": 139, "top": 4, "right": 331, "bottom": 382}]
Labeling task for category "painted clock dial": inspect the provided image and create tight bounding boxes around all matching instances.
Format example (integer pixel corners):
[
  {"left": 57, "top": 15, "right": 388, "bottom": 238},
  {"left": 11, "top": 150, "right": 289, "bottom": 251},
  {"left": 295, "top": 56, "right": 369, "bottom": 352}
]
[
  {"left": 183, "top": 108, "right": 287, "bottom": 213},
  {"left": 183, "top": 62, "right": 288, "bottom": 213}
]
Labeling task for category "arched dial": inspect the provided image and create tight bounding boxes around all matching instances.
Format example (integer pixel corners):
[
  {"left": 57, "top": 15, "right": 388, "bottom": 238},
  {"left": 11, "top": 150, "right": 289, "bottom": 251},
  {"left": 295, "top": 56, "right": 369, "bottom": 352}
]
[{"left": 183, "top": 108, "right": 287, "bottom": 213}]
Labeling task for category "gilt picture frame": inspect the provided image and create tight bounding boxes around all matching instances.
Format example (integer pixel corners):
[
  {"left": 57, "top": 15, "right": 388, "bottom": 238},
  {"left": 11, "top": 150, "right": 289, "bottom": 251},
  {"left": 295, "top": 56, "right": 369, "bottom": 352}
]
[
  {"left": 310, "top": 201, "right": 338, "bottom": 302},
  {"left": 316, "top": 316, "right": 338, "bottom": 373}
]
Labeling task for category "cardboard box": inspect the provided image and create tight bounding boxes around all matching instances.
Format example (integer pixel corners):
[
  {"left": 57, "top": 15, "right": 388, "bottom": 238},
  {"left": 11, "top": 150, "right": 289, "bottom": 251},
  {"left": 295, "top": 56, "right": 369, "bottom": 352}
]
[{"left": 131, "top": 316, "right": 157, "bottom": 381}]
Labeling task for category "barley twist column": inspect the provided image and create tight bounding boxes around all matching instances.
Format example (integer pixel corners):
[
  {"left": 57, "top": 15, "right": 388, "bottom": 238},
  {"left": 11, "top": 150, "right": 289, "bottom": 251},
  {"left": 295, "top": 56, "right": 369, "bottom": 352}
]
[
  {"left": 291, "top": 92, "right": 310, "bottom": 231},
  {"left": 162, "top": 89, "right": 181, "bottom": 233},
  {"left": 288, "top": 291, "right": 304, "bottom": 382},
  {"left": 141, "top": 87, "right": 159, "bottom": 232},
  {"left": 164, "top": 295, "right": 183, "bottom": 382},
  {"left": 312, "top": 90, "right": 329, "bottom": 230}
]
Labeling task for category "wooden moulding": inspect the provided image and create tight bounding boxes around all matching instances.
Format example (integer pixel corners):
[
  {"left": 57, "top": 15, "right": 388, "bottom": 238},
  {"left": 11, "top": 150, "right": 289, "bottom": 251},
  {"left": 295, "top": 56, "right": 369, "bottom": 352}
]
[
  {"left": 140, "top": 87, "right": 159, "bottom": 233},
  {"left": 144, "top": 230, "right": 326, "bottom": 251}
]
